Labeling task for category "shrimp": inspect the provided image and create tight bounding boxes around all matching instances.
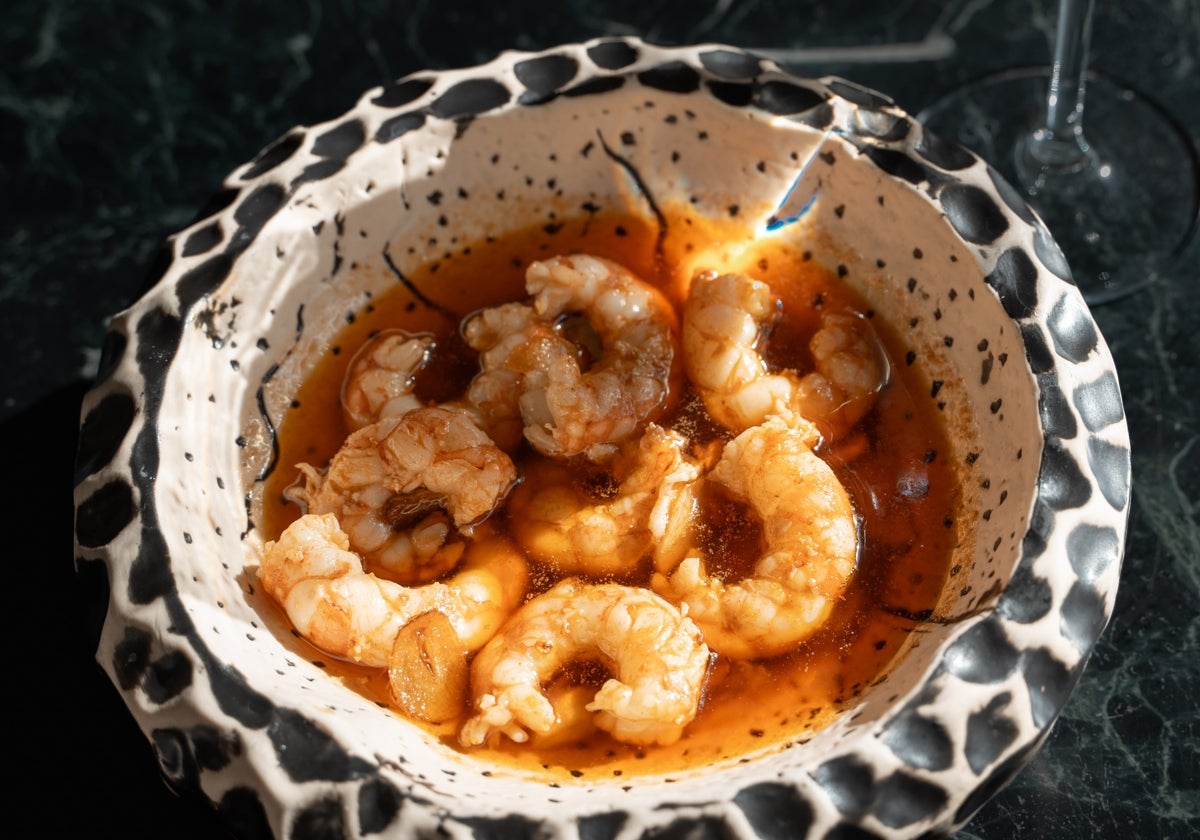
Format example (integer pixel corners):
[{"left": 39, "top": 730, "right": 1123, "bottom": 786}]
[
  {"left": 796, "top": 311, "right": 892, "bottom": 441},
  {"left": 682, "top": 270, "right": 888, "bottom": 439},
  {"left": 459, "top": 579, "right": 712, "bottom": 748},
  {"left": 464, "top": 254, "right": 681, "bottom": 461},
  {"left": 258, "top": 513, "right": 529, "bottom": 667},
  {"left": 463, "top": 301, "right": 579, "bottom": 453},
  {"left": 341, "top": 330, "right": 435, "bottom": 430},
  {"left": 290, "top": 405, "right": 518, "bottom": 583},
  {"left": 652, "top": 415, "right": 859, "bottom": 659},
  {"left": 506, "top": 424, "right": 700, "bottom": 578}
]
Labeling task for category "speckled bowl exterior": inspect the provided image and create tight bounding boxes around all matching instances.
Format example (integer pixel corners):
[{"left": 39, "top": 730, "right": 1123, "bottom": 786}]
[{"left": 73, "top": 38, "right": 1130, "bottom": 840}]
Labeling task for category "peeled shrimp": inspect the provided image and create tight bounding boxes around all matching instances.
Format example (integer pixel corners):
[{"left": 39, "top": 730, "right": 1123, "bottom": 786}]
[
  {"left": 341, "top": 330, "right": 435, "bottom": 430},
  {"left": 653, "top": 415, "right": 859, "bottom": 659},
  {"left": 796, "top": 310, "right": 892, "bottom": 440},
  {"left": 463, "top": 301, "right": 579, "bottom": 453},
  {"left": 464, "top": 254, "right": 680, "bottom": 461},
  {"left": 459, "top": 579, "right": 711, "bottom": 747},
  {"left": 258, "top": 513, "right": 529, "bottom": 667},
  {"left": 507, "top": 424, "right": 700, "bottom": 578},
  {"left": 682, "top": 270, "right": 888, "bottom": 439},
  {"left": 291, "top": 406, "right": 518, "bottom": 583}
]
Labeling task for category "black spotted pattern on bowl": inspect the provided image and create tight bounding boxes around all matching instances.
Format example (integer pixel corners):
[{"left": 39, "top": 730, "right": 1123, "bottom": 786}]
[{"left": 73, "top": 38, "right": 1130, "bottom": 840}]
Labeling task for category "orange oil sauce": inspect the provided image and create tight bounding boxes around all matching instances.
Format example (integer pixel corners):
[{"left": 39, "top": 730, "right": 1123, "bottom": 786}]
[{"left": 260, "top": 208, "right": 960, "bottom": 781}]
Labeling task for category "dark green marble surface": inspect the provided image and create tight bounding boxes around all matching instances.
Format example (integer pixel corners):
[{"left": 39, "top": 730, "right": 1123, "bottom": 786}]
[{"left": 7, "top": 0, "right": 1195, "bottom": 837}]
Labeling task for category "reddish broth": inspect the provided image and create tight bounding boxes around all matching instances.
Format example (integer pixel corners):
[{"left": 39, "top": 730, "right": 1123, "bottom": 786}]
[{"left": 260, "top": 210, "right": 960, "bottom": 780}]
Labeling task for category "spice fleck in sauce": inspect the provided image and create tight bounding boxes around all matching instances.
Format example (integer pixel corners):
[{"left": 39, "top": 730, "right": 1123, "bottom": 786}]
[{"left": 261, "top": 209, "right": 960, "bottom": 781}]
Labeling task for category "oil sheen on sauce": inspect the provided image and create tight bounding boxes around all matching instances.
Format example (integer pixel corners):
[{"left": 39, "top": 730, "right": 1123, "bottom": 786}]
[{"left": 260, "top": 209, "right": 960, "bottom": 781}]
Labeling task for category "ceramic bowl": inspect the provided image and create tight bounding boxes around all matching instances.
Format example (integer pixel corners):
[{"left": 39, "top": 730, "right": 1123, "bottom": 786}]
[{"left": 73, "top": 37, "right": 1130, "bottom": 839}]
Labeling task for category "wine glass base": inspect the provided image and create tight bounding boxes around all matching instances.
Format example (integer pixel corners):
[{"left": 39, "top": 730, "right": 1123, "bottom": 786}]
[{"left": 918, "top": 67, "right": 1200, "bottom": 305}]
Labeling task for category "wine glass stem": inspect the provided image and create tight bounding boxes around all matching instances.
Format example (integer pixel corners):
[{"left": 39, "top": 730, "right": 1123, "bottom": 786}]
[{"left": 1025, "top": 0, "right": 1097, "bottom": 172}]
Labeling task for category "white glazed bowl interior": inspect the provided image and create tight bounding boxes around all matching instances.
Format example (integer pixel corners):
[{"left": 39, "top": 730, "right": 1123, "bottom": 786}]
[{"left": 73, "top": 38, "right": 1130, "bottom": 839}]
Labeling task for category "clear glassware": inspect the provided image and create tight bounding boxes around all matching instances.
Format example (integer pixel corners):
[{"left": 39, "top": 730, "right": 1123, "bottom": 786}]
[{"left": 918, "top": 0, "right": 1200, "bottom": 304}]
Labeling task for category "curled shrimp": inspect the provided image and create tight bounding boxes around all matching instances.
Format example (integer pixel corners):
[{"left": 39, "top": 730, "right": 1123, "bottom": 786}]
[
  {"left": 796, "top": 311, "right": 892, "bottom": 440},
  {"left": 291, "top": 405, "right": 518, "bottom": 583},
  {"left": 463, "top": 301, "right": 579, "bottom": 453},
  {"left": 341, "top": 330, "right": 435, "bottom": 430},
  {"left": 682, "top": 270, "right": 888, "bottom": 439},
  {"left": 464, "top": 254, "right": 681, "bottom": 461},
  {"left": 506, "top": 424, "right": 700, "bottom": 578},
  {"left": 652, "top": 415, "right": 859, "bottom": 659},
  {"left": 459, "top": 578, "right": 712, "bottom": 748},
  {"left": 258, "top": 513, "right": 529, "bottom": 667}
]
